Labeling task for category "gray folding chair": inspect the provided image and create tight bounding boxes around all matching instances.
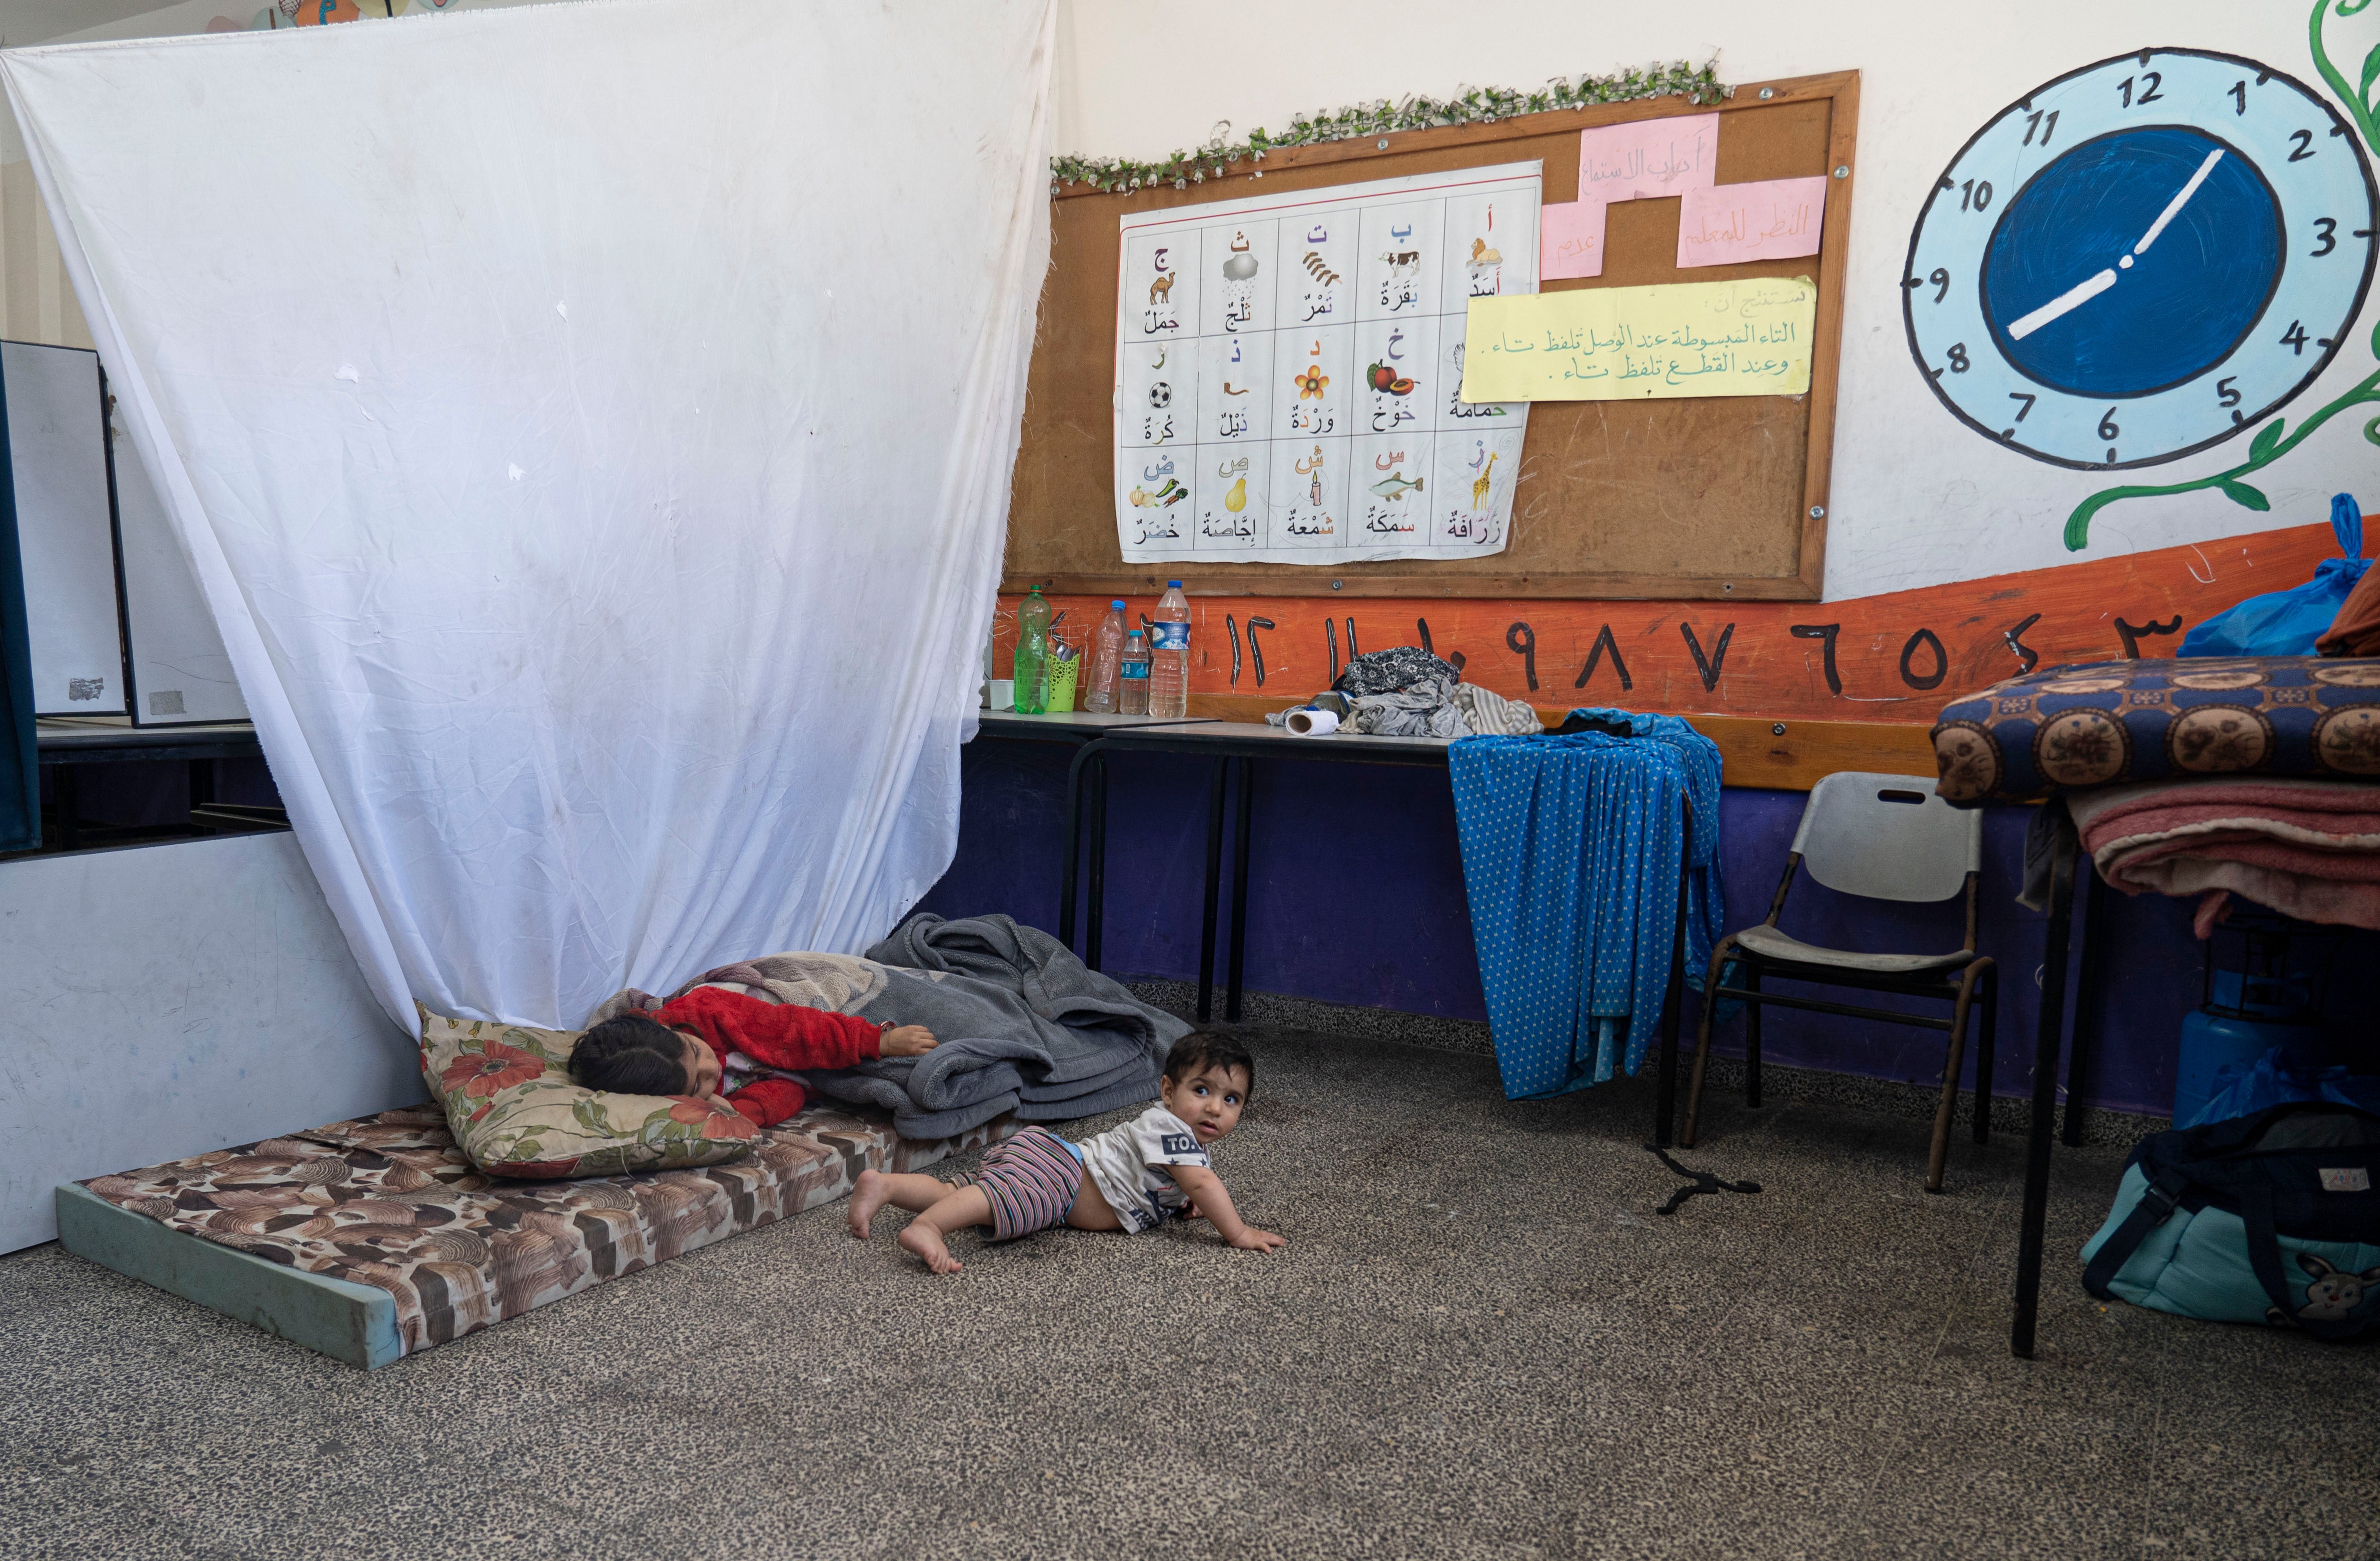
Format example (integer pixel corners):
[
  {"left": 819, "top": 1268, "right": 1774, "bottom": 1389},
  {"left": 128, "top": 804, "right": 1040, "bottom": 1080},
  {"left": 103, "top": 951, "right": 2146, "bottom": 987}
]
[{"left": 1680, "top": 771, "right": 1996, "bottom": 1193}]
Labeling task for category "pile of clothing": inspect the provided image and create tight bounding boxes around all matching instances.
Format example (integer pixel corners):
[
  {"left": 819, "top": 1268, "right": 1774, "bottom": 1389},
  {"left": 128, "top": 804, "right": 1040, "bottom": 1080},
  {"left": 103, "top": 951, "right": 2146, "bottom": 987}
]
[
  {"left": 2029, "top": 779, "right": 2380, "bottom": 935},
  {"left": 1449, "top": 709, "right": 1726, "bottom": 1099},
  {"left": 1268, "top": 646, "right": 1544, "bottom": 738}
]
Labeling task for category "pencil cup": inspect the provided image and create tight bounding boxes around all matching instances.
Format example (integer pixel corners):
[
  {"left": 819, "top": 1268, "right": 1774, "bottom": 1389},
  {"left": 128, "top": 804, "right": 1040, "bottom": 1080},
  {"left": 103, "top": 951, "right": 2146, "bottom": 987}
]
[{"left": 1047, "top": 655, "right": 1080, "bottom": 713}]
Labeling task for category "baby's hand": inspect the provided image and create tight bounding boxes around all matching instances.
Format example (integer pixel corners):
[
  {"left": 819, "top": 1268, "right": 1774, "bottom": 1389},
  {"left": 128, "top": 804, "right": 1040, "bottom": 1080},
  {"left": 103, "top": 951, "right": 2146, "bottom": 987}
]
[
  {"left": 880, "top": 1024, "right": 938, "bottom": 1058},
  {"left": 1229, "top": 1227, "right": 1287, "bottom": 1254}
]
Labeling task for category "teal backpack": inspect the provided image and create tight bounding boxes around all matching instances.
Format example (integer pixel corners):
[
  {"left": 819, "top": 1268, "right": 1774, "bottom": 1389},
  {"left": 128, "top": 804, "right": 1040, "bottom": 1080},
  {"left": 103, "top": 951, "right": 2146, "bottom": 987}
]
[{"left": 2081, "top": 1102, "right": 2380, "bottom": 1339}]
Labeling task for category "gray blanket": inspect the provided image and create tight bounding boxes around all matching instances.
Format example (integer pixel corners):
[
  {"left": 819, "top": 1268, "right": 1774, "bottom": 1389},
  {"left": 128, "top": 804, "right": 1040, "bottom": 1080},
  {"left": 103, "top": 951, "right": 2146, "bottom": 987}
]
[
  {"left": 827, "top": 914, "right": 1190, "bottom": 1137},
  {"left": 592, "top": 915, "right": 1188, "bottom": 1140}
]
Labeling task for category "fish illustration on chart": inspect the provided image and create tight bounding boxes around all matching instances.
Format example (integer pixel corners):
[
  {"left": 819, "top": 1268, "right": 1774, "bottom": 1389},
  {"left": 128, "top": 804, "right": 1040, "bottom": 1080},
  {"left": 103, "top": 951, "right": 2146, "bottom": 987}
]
[
  {"left": 1220, "top": 230, "right": 1260, "bottom": 331},
  {"left": 1370, "top": 471, "right": 1423, "bottom": 500}
]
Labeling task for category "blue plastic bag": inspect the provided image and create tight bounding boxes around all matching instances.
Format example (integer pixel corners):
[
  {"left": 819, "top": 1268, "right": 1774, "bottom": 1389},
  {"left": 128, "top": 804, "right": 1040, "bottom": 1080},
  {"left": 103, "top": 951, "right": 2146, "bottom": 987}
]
[
  {"left": 2181, "top": 1046, "right": 2380, "bottom": 1128},
  {"left": 2179, "top": 493, "right": 2371, "bottom": 657}
]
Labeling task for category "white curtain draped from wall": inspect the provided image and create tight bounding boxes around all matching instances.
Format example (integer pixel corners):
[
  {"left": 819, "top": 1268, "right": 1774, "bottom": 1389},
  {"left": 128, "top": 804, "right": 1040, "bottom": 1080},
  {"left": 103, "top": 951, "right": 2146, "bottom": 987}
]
[{"left": 0, "top": 0, "right": 1053, "bottom": 1029}]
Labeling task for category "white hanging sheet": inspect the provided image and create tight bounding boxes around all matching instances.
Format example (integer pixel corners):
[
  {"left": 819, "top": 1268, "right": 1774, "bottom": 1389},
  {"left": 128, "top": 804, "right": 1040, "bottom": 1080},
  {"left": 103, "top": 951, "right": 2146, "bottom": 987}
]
[{"left": 1, "top": 0, "right": 1053, "bottom": 1029}]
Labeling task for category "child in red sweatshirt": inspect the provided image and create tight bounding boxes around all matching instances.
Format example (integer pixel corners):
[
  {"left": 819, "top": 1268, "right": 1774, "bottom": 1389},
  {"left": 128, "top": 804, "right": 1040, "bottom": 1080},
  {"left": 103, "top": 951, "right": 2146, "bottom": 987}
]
[{"left": 567, "top": 986, "right": 937, "bottom": 1129}]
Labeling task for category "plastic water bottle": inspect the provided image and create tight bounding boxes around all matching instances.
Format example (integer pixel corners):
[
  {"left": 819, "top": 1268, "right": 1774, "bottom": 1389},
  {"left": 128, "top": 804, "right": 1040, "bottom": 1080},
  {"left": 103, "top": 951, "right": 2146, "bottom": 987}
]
[
  {"left": 1082, "top": 599, "right": 1127, "bottom": 713},
  {"left": 1149, "top": 579, "right": 1190, "bottom": 718},
  {"left": 1118, "top": 629, "right": 1151, "bottom": 715},
  {"left": 1013, "top": 586, "right": 1050, "bottom": 714}
]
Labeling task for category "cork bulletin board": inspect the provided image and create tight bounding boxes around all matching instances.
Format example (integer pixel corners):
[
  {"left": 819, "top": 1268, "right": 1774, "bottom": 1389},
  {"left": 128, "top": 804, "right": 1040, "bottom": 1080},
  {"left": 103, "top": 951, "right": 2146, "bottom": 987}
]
[{"left": 1003, "top": 71, "right": 1858, "bottom": 601}]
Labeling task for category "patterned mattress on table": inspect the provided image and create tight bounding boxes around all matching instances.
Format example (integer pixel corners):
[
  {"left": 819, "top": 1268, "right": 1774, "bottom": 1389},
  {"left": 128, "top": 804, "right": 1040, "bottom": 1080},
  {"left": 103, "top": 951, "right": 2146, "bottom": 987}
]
[{"left": 77, "top": 1104, "right": 1013, "bottom": 1358}]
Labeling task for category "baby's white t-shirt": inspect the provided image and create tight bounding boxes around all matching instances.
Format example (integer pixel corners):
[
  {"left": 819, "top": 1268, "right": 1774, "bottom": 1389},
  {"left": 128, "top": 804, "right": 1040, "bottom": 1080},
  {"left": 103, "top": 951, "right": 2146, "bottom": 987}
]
[{"left": 1074, "top": 1106, "right": 1210, "bottom": 1233}]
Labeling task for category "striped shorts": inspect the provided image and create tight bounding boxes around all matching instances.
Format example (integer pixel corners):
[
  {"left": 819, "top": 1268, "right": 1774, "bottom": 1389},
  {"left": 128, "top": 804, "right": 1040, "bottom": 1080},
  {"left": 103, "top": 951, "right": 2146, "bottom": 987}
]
[{"left": 950, "top": 1127, "right": 1083, "bottom": 1241}]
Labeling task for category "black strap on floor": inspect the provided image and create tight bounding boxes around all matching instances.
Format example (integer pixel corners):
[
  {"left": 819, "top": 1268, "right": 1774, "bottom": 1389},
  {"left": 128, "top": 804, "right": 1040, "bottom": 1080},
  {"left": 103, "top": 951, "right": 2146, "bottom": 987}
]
[{"left": 1645, "top": 1145, "right": 1761, "bottom": 1215}]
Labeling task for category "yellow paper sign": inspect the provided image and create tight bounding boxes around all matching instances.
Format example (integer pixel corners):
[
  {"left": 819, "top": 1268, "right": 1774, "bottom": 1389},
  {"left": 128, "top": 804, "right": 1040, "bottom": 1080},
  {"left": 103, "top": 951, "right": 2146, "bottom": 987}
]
[{"left": 1459, "top": 276, "right": 1816, "bottom": 402}]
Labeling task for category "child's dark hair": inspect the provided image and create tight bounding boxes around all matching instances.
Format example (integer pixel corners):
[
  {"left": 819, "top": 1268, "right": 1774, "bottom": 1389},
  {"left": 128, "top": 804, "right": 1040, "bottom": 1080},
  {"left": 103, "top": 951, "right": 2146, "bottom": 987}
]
[
  {"left": 569, "top": 1013, "right": 692, "bottom": 1096},
  {"left": 1163, "top": 1030, "right": 1254, "bottom": 1099}
]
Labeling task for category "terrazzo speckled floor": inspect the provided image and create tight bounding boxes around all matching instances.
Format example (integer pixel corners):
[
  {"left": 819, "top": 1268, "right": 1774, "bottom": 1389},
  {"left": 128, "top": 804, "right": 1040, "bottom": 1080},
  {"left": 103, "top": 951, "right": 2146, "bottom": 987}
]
[{"left": 4, "top": 1028, "right": 2375, "bottom": 1561}]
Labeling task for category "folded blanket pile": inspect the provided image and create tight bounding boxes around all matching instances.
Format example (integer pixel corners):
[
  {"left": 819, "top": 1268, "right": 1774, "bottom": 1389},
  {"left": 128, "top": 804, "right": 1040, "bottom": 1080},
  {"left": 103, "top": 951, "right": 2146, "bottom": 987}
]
[{"left": 2069, "top": 778, "right": 2380, "bottom": 935}]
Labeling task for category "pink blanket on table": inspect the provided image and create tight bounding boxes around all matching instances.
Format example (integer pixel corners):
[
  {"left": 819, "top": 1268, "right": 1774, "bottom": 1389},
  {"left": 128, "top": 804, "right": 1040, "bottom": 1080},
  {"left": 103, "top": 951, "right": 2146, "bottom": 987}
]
[{"left": 2070, "top": 778, "right": 2380, "bottom": 934}]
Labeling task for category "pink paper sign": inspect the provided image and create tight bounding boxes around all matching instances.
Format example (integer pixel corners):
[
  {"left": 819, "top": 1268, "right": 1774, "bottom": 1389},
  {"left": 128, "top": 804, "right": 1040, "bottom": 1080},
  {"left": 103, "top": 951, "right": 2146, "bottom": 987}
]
[
  {"left": 1538, "top": 200, "right": 1608, "bottom": 280},
  {"left": 1577, "top": 112, "right": 1718, "bottom": 203},
  {"left": 1674, "top": 176, "right": 1830, "bottom": 268}
]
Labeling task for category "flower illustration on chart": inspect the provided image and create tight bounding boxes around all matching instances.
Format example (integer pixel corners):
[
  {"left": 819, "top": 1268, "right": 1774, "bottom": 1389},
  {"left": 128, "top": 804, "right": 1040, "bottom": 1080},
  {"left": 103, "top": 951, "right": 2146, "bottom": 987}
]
[
  {"left": 1294, "top": 365, "right": 1329, "bottom": 399},
  {"left": 441, "top": 1041, "right": 544, "bottom": 1099}
]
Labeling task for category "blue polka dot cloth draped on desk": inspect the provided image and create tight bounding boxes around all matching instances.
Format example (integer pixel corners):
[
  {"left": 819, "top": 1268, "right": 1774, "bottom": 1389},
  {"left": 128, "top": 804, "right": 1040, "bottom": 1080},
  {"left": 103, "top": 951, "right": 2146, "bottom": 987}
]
[{"left": 1449, "top": 709, "right": 1725, "bottom": 1100}]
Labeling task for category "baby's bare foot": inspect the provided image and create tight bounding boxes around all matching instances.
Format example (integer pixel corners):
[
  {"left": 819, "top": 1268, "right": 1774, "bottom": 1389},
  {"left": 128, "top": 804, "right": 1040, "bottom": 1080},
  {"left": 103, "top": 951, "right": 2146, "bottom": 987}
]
[
  {"left": 898, "top": 1222, "right": 963, "bottom": 1274},
  {"left": 848, "top": 1170, "right": 892, "bottom": 1239}
]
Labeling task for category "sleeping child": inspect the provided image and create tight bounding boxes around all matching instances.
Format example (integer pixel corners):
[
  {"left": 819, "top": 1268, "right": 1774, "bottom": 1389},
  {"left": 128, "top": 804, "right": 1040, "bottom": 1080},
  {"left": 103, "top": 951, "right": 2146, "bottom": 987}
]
[
  {"left": 569, "top": 985, "right": 938, "bottom": 1129},
  {"left": 846, "top": 1030, "right": 1285, "bottom": 1273}
]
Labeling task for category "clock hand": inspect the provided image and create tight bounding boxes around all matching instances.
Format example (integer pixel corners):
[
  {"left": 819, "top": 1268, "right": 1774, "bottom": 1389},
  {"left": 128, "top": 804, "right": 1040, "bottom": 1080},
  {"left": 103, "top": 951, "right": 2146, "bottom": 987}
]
[
  {"left": 2006, "top": 148, "right": 2227, "bottom": 341},
  {"left": 2008, "top": 268, "right": 2117, "bottom": 340},
  {"left": 2127, "top": 148, "right": 2225, "bottom": 261}
]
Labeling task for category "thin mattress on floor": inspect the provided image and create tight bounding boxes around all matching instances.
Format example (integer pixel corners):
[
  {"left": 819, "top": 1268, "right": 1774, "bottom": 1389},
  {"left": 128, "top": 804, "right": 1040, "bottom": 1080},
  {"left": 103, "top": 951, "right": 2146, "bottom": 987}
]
[{"left": 74, "top": 1103, "right": 1013, "bottom": 1358}]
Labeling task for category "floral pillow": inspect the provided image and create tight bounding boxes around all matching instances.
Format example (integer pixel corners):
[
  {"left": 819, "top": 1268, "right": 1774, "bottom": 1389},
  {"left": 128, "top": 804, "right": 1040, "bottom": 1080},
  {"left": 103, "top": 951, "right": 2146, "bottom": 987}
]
[{"left": 418, "top": 1007, "right": 757, "bottom": 1180}]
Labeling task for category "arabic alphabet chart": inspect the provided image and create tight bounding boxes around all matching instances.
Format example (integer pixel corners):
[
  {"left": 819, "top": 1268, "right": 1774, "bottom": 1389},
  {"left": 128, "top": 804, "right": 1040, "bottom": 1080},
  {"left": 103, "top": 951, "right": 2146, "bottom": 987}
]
[
  {"left": 1675, "top": 176, "right": 1828, "bottom": 268},
  {"left": 1115, "top": 163, "right": 1540, "bottom": 564},
  {"left": 1538, "top": 200, "right": 1608, "bottom": 281},
  {"left": 1460, "top": 276, "right": 1818, "bottom": 403}
]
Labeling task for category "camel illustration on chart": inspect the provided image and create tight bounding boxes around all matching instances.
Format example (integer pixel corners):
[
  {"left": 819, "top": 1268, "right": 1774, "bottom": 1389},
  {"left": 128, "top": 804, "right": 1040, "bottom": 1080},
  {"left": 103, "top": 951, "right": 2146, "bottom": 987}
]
[
  {"left": 1471, "top": 451, "right": 1498, "bottom": 509},
  {"left": 1149, "top": 272, "right": 1175, "bottom": 306}
]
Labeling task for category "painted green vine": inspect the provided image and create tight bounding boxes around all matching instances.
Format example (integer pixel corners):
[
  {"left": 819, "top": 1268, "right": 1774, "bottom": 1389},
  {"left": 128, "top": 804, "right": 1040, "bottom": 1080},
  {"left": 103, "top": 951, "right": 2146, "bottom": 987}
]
[
  {"left": 2066, "top": 0, "right": 2380, "bottom": 550},
  {"left": 1048, "top": 61, "right": 1727, "bottom": 195}
]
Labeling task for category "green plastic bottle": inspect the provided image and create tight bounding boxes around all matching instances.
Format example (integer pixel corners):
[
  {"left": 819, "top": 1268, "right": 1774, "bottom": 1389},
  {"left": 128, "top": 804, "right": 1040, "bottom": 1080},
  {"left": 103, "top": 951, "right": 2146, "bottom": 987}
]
[{"left": 1012, "top": 586, "right": 1051, "bottom": 714}]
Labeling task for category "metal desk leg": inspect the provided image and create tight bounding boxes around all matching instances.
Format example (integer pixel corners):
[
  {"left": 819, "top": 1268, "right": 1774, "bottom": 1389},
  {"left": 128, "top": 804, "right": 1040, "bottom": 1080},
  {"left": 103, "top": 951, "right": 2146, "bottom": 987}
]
[
  {"left": 1197, "top": 759, "right": 1226, "bottom": 1023},
  {"left": 2061, "top": 865, "right": 2110, "bottom": 1147},
  {"left": 1087, "top": 752, "right": 1110, "bottom": 972},
  {"left": 1225, "top": 757, "right": 1254, "bottom": 1023},
  {"left": 1058, "top": 740, "right": 1111, "bottom": 955},
  {"left": 1653, "top": 804, "right": 1692, "bottom": 1149},
  {"left": 2012, "top": 802, "right": 2079, "bottom": 1360},
  {"left": 52, "top": 764, "right": 79, "bottom": 851}
]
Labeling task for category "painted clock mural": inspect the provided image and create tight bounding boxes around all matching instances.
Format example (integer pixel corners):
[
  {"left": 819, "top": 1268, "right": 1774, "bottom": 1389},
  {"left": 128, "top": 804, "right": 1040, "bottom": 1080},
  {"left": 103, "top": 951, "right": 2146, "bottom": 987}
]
[{"left": 1905, "top": 48, "right": 2378, "bottom": 470}]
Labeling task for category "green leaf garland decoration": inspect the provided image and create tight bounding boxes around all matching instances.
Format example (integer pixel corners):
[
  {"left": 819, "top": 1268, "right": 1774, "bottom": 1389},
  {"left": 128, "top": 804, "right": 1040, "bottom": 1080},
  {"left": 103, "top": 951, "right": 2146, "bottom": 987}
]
[
  {"left": 2065, "top": 2, "right": 2380, "bottom": 549},
  {"left": 1047, "top": 61, "right": 1728, "bottom": 195}
]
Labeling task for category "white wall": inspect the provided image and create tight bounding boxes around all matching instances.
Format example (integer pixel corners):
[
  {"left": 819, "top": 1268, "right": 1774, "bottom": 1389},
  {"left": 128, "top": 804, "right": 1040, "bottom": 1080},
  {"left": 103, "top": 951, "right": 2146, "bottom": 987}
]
[
  {"left": 0, "top": 831, "right": 418, "bottom": 1252},
  {"left": 1053, "top": 0, "right": 2380, "bottom": 600}
]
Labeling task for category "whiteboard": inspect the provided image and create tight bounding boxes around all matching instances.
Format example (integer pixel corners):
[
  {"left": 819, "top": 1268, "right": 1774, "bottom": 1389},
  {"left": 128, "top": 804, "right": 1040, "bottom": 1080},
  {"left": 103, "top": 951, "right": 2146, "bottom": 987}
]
[
  {"left": 4, "top": 340, "right": 124, "bottom": 715},
  {"left": 1113, "top": 162, "right": 1540, "bottom": 566},
  {"left": 109, "top": 406, "right": 246, "bottom": 725}
]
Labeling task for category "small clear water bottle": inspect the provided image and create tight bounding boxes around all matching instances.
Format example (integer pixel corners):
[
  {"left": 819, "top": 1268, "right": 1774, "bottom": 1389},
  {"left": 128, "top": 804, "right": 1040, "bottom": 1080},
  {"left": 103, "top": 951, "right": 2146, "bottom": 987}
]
[
  {"left": 1117, "top": 629, "right": 1151, "bottom": 715},
  {"left": 1082, "top": 599, "right": 1127, "bottom": 714},
  {"left": 1150, "top": 580, "right": 1191, "bottom": 718},
  {"left": 1012, "top": 586, "right": 1050, "bottom": 715}
]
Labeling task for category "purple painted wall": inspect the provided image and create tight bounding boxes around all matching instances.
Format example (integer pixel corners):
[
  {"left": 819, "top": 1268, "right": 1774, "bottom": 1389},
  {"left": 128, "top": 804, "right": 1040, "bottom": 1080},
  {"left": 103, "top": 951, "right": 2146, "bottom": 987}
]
[{"left": 920, "top": 735, "right": 2380, "bottom": 1118}]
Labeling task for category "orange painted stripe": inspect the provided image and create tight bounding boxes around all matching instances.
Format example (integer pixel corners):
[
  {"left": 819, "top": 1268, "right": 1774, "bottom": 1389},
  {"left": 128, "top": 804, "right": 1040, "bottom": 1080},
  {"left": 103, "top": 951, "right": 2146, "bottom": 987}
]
[{"left": 1006, "top": 522, "right": 2340, "bottom": 724}]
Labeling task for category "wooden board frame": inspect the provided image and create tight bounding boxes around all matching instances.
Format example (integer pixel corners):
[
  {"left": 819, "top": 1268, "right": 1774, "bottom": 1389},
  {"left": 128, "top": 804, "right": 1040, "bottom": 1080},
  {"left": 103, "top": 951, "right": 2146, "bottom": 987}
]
[{"left": 1006, "top": 71, "right": 1859, "bottom": 602}]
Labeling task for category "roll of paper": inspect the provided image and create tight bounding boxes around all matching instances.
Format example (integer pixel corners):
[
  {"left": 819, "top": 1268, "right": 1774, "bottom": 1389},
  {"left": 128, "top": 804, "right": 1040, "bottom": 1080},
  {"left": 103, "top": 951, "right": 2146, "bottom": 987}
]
[{"left": 1285, "top": 707, "right": 1340, "bottom": 736}]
